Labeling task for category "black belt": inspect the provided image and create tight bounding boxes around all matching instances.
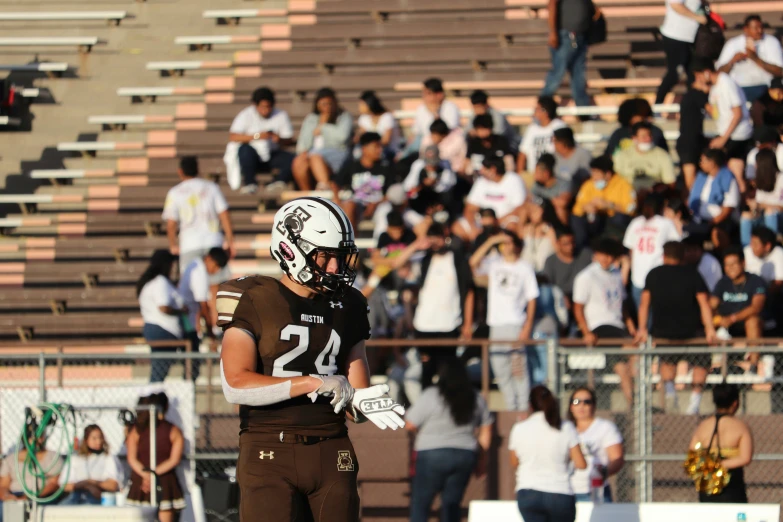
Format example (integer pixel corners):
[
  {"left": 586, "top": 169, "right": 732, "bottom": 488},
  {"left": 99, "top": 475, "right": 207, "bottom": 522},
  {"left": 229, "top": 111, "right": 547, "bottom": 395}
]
[{"left": 278, "top": 431, "right": 332, "bottom": 445}]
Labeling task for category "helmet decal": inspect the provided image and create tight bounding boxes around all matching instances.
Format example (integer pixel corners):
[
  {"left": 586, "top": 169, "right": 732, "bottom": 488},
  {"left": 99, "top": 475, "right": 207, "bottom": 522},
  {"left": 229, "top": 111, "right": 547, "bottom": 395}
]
[
  {"left": 278, "top": 242, "right": 295, "bottom": 261},
  {"left": 275, "top": 206, "right": 312, "bottom": 235}
]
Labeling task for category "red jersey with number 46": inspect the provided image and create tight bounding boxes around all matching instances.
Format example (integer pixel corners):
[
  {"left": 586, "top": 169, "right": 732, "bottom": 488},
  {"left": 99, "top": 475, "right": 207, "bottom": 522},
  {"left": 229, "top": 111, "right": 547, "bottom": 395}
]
[{"left": 217, "top": 276, "right": 371, "bottom": 437}]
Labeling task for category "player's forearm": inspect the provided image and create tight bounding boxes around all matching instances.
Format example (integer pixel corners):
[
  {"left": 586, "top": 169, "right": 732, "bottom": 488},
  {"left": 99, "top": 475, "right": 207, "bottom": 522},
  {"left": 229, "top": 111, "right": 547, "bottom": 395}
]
[{"left": 223, "top": 366, "right": 320, "bottom": 400}]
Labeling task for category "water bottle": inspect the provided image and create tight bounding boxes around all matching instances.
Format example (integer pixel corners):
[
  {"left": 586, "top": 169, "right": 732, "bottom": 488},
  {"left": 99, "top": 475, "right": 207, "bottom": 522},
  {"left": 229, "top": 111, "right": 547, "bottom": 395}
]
[
  {"left": 590, "top": 477, "right": 604, "bottom": 504},
  {"left": 736, "top": 513, "right": 746, "bottom": 522}
]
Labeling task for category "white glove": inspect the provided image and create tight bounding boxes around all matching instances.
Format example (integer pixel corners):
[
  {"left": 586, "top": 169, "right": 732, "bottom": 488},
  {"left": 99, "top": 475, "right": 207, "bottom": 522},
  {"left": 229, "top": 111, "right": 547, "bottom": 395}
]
[
  {"left": 308, "top": 375, "right": 354, "bottom": 414},
  {"left": 350, "top": 384, "right": 405, "bottom": 430}
]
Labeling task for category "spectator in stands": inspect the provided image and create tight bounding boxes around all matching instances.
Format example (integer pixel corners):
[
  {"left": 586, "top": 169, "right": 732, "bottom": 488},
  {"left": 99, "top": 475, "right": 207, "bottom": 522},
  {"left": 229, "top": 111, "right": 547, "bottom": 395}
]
[
  {"left": 742, "top": 148, "right": 783, "bottom": 246},
  {"left": 406, "top": 358, "right": 493, "bottom": 522},
  {"left": 522, "top": 198, "right": 558, "bottom": 272},
  {"left": 126, "top": 392, "right": 185, "bottom": 521},
  {"left": 553, "top": 127, "right": 593, "bottom": 193},
  {"left": 686, "top": 148, "right": 739, "bottom": 251},
  {"left": 457, "top": 157, "right": 527, "bottom": 240},
  {"left": 678, "top": 77, "right": 712, "bottom": 188},
  {"left": 532, "top": 154, "right": 571, "bottom": 225},
  {"left": 750, "top": 77, "right": 783, "bottom": 130},
  {"left": 228, "top": 86, "right": 295, "bottom": 194},
  {"left": 510, "top": 386, "right": 586, "bottom": 522},
  {"left": 470, "top": 232, "right": 540, "bottom": 411},
  {"left": 623, "top": 193, "right": 682, "bottom": 311},
  {"left": 335, "top": 132, "right": 394, "bottom": 228},
  {"left": 0, "top": 429, "right": 63, "bottom": 513},
  {"left": 137, "top": 250, "right": 187, "bottom": 382},
  {"left": 179, "top": 247, "right": 229, "bottom": 379},
  {"left": 163, "top": 156, "right": 234, "bottom": 278},
  {"left": 635, "top": 241, "right": 716, "bottom": 414},
  {"left": 664, "top": 198, "right": 692, "bottom": 237},
  {"left": 745, "top": 125, "right": 783, "bottom": 182},
  {"left": 571, "top": 156, "right": 636, "bottom": 250},
  {"left": 401, "top": 78, "right": 461, "bottom": 161},
  {"left": 711, "top": 246, "right": 765, "bottom": 372},
  {"left": 692, "top": 60, "right": 754, "bottom": 190},
  {"left": 716, "top": 15, "right": 783, "bottom": 102},
  {"left": 605, "top": 98, "right": 668, "bottom": 156},
  {"left": 688, "top": 383, "right": 752, "bottom": 504},
  {"left": 372, "top": 183, "right": 425, "bottom": 241},
  {"left": 60, "top": 425, "right": 122, "bottom": 505},
  {"left": 293, "top": 87, "right": 353, "bottom": 191},
  {"left": 355, "top": 90, "right": 400, "bottom": 160},
  {"left": 744, "top": 226, "right": 783, "bottom": 293},
  {"left": 683, "top": 235, "right": 723, "bottom": 292},
  {"left": 542, "top": 228, "right": 593, "bottom": 314},
  {"left": 567, "top": 387, "right": 625, "bottom": 502},
  {"left": 403, "top": 145, "right": 458, "bottom": 217},
  {"left": 393, "top": 224, "right": 475, "bottom": 388},
  {"left": 517, "top": 96, "right": 567, "bottom": 174},
  {"left": 465, "top": 114, "right": 515, "bottom": 176},
  {"left": 613, "top": 121, "right": 676, "bottom": 190},
  {"left": 420, "top": 119, "right": 467, "bottom": 173},
  {"left": 573, "top": 238, "right": 635, "bottom": 406},
  {"left": 468, "top": 90, "right": 520, "bottom": 151},
  {"left": 541, "top": 0, "right": 592, "bottom": 108},
  {"left": 655, "top": 0, "right": 706, "bottom": 104}
]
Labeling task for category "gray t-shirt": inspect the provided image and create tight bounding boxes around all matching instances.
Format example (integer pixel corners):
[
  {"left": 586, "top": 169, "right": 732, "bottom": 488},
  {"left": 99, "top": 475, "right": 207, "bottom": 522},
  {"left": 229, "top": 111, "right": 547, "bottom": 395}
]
[
  {"left": 555, "top": 147, "right": 592, "bottom": 183},
  {"left": 532, "top": 178, "right": 571, "bottom": 201},
  {"left": 558, "top": 0, "right": 592, "bottom": 33},
  {"left": 542, "top": 248, "right": 593, "bottom": 297},
  {"left": 0, "top": 450, "right": 63, "bottom": 493},
  {"left": 406, "top": 387, "right": 493, "bottom": 452}
]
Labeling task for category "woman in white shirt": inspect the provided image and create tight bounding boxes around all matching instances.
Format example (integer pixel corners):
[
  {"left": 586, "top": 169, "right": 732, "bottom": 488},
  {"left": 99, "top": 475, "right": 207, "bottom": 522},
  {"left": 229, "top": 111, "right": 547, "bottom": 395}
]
[
  {"left": 356, "top": 90, "right": 400, "bottom": 160},
  {"left": 137, "top": 250, "right": 187, "bottom": 382},
  {"left": 509, "top": 386, "right": 586, "bottom": 522},
  {"left": 656, "top": 0, "right": 706, "bottom": 104},
  {"left": 567, "top": 387, "right": 625, "bottom": 502},
  {"left": 60, "top": 425, "right": 123, "bottom": 505},
  {"left": 741, "top": 148, "right": 783, "bottom": 246}
]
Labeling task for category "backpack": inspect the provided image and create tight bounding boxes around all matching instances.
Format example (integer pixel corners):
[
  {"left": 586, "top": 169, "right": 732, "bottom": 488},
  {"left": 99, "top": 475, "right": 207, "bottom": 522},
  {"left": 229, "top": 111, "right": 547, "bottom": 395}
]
[{"left": 692, "top": 2, "right": 725, "bottom": 61}]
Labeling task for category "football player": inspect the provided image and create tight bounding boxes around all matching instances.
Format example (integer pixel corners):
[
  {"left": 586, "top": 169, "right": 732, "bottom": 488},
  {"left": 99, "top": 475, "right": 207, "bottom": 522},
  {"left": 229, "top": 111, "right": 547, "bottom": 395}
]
[{"left": 218, "top": 197, "right": 405, "bottom": 522}]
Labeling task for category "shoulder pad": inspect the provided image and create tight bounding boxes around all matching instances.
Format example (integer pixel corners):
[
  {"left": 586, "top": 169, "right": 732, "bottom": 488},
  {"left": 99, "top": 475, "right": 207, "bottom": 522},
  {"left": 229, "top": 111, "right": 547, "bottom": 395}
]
[{"left": 216, "top": 275, "right": 266, "bottom": 329}]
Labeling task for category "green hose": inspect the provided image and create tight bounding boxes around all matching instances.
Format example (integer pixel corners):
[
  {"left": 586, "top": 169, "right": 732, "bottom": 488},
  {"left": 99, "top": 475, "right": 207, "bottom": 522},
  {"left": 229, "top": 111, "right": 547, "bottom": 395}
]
[{"left": 15, "top": 403, "right": 75, "bottom": 504}]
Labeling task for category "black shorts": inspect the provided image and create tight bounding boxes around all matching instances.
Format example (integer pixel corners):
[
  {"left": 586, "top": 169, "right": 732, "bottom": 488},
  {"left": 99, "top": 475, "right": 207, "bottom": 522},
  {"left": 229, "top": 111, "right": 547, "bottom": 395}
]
[
  {"left": 236, "top": 432, "right": 360, "bottom": 522},
  {"left": 677, "top": 138, "right": 706, "bottom": 166},
  {"left": 726, "top": 139, "right": 753, "bottom": 160},
  {"left": 592, "top": 325, "right": 630, "bottom": 339}
]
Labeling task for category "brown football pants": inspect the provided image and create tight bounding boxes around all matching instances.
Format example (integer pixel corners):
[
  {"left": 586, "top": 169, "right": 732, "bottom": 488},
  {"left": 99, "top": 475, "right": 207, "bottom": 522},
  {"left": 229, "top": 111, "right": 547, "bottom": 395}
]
[{"left": 236, "top": 432, "right": 360, "bottom": 522}]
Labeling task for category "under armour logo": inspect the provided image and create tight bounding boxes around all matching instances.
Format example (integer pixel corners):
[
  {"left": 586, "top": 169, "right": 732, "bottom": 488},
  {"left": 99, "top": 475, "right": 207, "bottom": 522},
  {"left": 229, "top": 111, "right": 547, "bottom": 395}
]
[
  {"left": 329, "top": 301, "right": 343, "bottom": 309},
  {"left": 259, "top": 451, "right": 275, "bottom": 460}
]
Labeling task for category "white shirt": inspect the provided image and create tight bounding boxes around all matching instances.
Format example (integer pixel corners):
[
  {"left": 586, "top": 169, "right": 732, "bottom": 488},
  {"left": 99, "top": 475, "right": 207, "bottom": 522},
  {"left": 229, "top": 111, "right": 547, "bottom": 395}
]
[
  {"left": 698, "top": 252, "right": 723, "bottom": 292},
  {"left": 403, "top": 159, "right": 458, "bottom": 194},
  {"left": 358, "top": 112, "right": 401, "bottom": 152},
  {"left": 162, "top": 178, "right": 228, "bottom": 254},
  {"left": 413, "top": 101, "right": 461, "bottom": 137},
  {"left": 659, "top": 0, "right": 702, "bottom": 42},
  {"left": 696, "top": 174, "right": 740, "bottom": 222},
  {"left": 623, "top": 215, "right": 682, "bottom": 288},
  {"left": 229, "top": 106, "right": 293, "bottom": 153},
  {"left": 478, "top": 253, "right": 540, "bottom": 327},
  {"left": 139, "top": 275, "right": 184, "bottom": 338},
  {"left": 746, "top": 144, "right": 783, "bottom": 180},
  {"left": 519, "top": 119, "right": 567, "bottom": 173},
  {"left": 508, "top": 412, "right": 580, "bottom": 494},
  {"left": 708, "top": 72, "right": 753, "bottom": 141},
  {"left": 413, "top": 252, "right": 462, "bottom": 332},
  {"left": 372, "top": 202, "right": 424, "bottom": 241},
  {"left": 572, "top": 262, "right": 626, "bottom": 331},
  {"left": 179, "top": 257, "right": 210, "bottom": 331},
  {"left": 58, "top": 453, "right": 123, "bottom": 487},
  {"left": 466, "top": 173, "right": 527, "bottom": 219},
  {"left": 716, "top": 34, "right": 783, "bottom": 88},
  {"left": 744, "top": 245, "right": 783, "bottom": 283},
  {"left": 570, "top": 418, "right": 624, "bottom": 495}
]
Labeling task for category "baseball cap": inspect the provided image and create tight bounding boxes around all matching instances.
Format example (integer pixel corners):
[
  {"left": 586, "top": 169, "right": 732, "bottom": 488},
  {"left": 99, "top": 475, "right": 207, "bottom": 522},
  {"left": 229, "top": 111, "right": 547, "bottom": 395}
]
[
  {"left": 423, "top": 145, "right": 441, "bottom": 166},
  {"left": 385, "top": 184, "right": 407, "bottom": 205}
]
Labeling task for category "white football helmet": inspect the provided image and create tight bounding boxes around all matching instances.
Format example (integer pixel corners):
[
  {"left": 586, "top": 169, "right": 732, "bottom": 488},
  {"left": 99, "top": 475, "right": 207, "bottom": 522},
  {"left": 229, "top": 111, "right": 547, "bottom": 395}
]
[{"left": 270, "top": 197, "right": 358, "bottom": 295}]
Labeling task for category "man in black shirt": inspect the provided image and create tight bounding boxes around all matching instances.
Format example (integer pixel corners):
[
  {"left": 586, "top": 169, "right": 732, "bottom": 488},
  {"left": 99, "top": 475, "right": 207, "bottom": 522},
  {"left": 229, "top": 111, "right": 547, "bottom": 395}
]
[
  {"left": 335, "top": 132, "right": 393, "bottom": 227},
  {"left": 635, "top": 241, "right": 716, "bottom": 414},
  {"left": 465, "top": 114, "right": 514, "bottom": 176},
  {"left": 677, "top": 79, "right": 710, "bottom": 188}
]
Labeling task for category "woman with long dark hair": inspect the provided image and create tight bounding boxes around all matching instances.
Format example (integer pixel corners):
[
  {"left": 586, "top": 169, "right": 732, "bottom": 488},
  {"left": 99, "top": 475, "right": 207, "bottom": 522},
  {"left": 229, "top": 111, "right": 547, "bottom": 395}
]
[
  {"left": 137, "top": 250, "right": 187, "bottom": 382},
  {"left": 509, "top": 385, "right": 586, "bottom": 522},
  {"left": 405, "top": 358, "right": 493, "bottom": 522},
  {"left": 126, "top": 392, "right": 186, "bottom": 522},
  {"left": 740, "top": 147, "right": 783, "bottom": 246},
  {"left": 292, "top": 87, "right": 353, "bottom": 190},
  {"left": 356, "top": 90, "right": 400, "bottom": 159}
]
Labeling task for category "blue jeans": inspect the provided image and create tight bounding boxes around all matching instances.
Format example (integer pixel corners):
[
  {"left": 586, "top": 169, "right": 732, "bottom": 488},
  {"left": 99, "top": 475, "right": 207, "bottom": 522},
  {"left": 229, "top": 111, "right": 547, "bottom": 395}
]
[
  {"left": 237, "top": 143, "right": 294, "bottom": 185},
  {"left": 59, "top": 490, "right": 102, "bottom": 505},
  {"left": 541, "top": 29, "right": 590, "bottom": 107},
  {"left": 742, "top": 85, "right": 769, "bottom": 103},
  {"left": 740, "top": 213, "right": 780, "bottom": 246},
  {"left": 410, "top": 448, "right": 477, "bottom": 522},
  {"left": 143, "top": 324, "right": 200, "bottom": 382},
  {"left": 517, "top": 489, "right": 577, "bottom": 522}
]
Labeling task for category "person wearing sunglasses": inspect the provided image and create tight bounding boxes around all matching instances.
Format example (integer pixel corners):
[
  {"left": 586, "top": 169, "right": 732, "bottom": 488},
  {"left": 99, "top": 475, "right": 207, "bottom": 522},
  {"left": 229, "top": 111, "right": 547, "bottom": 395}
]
[{"left": 567, "top": 387, "right": 625, "bottom": 502}]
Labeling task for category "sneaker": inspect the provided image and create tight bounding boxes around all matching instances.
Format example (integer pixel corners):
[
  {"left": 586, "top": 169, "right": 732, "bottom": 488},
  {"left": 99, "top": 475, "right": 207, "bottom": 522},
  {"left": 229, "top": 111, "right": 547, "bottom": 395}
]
[
  {"left": 685, "top": 393, "right": 701, "bottom": 415},
  {"left": 664, "top": 394, "right": 679, "bottom": 413},
  {"left": 264, "top": 180, "right": 287, "bottom": 193},
  {"left": 239, "top": 183, "right": 258, "bottom": 194}
]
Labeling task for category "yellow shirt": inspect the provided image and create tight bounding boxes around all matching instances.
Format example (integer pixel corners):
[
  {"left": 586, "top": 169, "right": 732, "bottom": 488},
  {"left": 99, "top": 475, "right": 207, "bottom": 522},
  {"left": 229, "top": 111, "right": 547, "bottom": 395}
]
[{"left": 573, "top": 175, "right": 637, "bottom": 217}]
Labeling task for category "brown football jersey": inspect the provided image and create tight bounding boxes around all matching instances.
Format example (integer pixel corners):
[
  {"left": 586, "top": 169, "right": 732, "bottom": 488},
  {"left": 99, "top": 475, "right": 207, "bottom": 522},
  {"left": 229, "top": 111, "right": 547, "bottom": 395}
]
[{"left": 217, "top": 276, "right": 371, "bottom": 437}]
